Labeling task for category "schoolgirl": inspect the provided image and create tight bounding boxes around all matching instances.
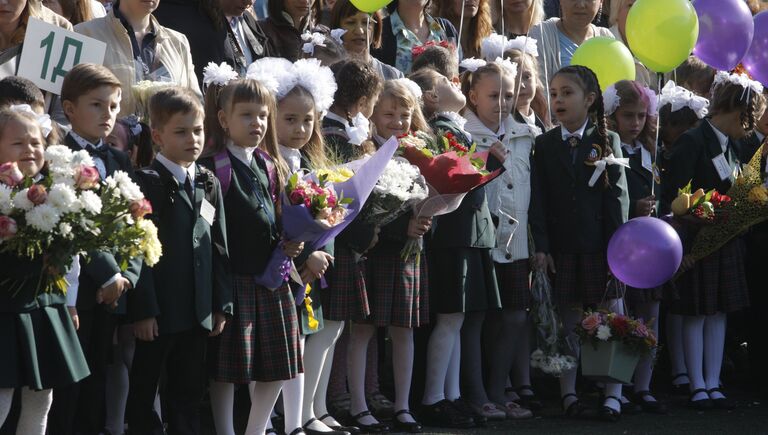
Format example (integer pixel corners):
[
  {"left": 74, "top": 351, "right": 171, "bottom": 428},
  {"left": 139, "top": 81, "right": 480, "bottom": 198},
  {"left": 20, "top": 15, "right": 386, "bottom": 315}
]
[
  {"left": 662, "top": 72, "right": 766, "bottom": 411},
  {"left": 200, "top": 75, "right": 305, "bottom": 435},
  {"left": 654, "top": 80, "right": 709, "bottom": 396},
  {"left": 529, "top": 65, "right": 629, "bottom": 421},
  {"left": 604, "top": 79, "right": 667, "bottom": 413},
  {"left": 0, "top": 108, "right": 89, "bottom": 435},
  {"left": 345, "top": 78, "right": 432, "bottom": 433}
]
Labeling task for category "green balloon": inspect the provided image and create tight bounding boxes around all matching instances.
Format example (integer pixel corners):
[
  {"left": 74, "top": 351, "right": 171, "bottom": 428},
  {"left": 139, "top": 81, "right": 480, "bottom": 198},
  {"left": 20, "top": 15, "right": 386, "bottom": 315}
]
[
  {"left": 571, "top": 37, "right": 636, "bottom": 90},
  {"left": 626, "top": 0, "right": 699, "bottom": 73},
  {"left": 350, "top": 0, "right": 391, "bottom": 13}
]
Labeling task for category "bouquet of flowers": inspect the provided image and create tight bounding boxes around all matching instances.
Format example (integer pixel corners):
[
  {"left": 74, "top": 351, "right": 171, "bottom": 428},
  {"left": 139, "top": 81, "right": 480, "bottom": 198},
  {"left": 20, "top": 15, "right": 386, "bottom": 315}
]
[
  {"left": 670, "top": 181, "right": 732, "bottom": 223},
  {"left": 253, "top": 137, "right": 400, "bottom": 290},
  {"left": 357, "top": 157, "right": 428, "bottom": 227},
  {"left": 529, "top": 270, "right": 577, "bottom": 376},
  {"left": 397, "top": 131, "right": 503, "bottom": 259},
  {"left": 132, "top": 80, "right": 173, "bottom": 122},
  {"left": 0, "top": 146, "right": 162, "bottom": 295},
  {"left": 685, "top": 147, "right": 768, "bottom": 261},
  {"left": 575, "top": 310, "right": 658, "bottom": 356}
]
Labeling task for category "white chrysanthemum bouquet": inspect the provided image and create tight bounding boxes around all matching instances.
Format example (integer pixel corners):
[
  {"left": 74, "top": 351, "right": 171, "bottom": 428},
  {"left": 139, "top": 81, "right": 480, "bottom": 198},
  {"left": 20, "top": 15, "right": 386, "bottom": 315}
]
[
  {"left": 358, "top": 157, "right": 428, "bottom": 227},
  {"left": 0, "top": 145, "right": 162, "bottom": 295}
]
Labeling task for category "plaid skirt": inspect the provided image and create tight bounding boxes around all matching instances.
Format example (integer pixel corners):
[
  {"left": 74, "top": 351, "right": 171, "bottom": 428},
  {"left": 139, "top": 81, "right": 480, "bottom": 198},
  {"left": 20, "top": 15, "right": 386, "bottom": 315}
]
[
  {"left": 428, "top": 248, "right": 501, "bottom": 314},
  {"left": 366, "top": 249, "right": 429, "bottom": 328},
  {"left": 209, "top": 274, "right": 302, "bottom": 383},
  {"left": 626, "top": 286, "right": 664, "bottom": 305},
  {"left": 495, "top": 260, "right": 531, "bottom": 310},
  {"left": 553, "top": 252, "right": 614, "bottom": 307},
  {"left": 321, "top": 246, "right": 370, "bottom": 322},
  {"left": 671, "top": 239, "right": 750, "bottom": 316}
]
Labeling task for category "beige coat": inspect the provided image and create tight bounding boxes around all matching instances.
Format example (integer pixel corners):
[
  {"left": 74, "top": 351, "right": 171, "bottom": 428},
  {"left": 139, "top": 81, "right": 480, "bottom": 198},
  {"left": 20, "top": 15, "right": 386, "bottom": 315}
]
[{"left": 74, "top": 10, "right": 201, "bottom": 117}]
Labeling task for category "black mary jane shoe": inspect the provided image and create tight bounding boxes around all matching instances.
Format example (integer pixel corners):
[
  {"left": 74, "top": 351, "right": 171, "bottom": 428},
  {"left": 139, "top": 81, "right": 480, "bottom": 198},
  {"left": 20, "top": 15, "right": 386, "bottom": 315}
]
[
  {"left": 688, "top": 388, "right": 713, "bottom": 410},
  {"left": 303, "top": 418, "right": 351, "bottom": 435},
  {"left": 670, "top": 373, "right": 691, "bottom": 396},
  {"left": 634, "top": 391, "right": 668, "bottom": 414},
  {"left": 515, "top": 385, "right": 544, "bottom": 413},
  {"left": 289, "top": 429, "right": 306, "bottom": 435},
  {"left": 707, "top": 388, "right": 737, "bottom": 410},
  {"left": 419, "top": 399, "right": 475, "bottom": 429},
  {"left": 319, "top": 414, "right": 361, "bottom": 435},
  {"left": 349, "top": 410, "right": 390, "bottom": 433},
  {"left": 265, "top": 429, "right": 279, "bottom": 435},
  {"left": 392, "top": 410, "right": 423, "bottom": 433},
  {"left": 599, "top": 396, "right": 621, "bottom": 422},
  {"left": 561, "top": 393, "right": 587, "bottom": 419}
]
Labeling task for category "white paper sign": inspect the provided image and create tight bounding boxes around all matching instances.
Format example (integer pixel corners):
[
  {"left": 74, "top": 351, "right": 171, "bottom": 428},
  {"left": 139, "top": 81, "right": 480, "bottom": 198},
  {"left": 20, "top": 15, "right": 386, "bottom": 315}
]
[
  {"left": 17, "top": 18, "right": 107, "bottom": 95},
  {"left": 711, "top": 153, "right": 732, "bottom": 181}
]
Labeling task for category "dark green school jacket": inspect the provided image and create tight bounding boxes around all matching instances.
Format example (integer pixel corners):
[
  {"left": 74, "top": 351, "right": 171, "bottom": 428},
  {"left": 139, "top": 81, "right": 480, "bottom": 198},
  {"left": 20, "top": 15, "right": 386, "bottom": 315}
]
[
  {"left": 0, "top": 253, "right": 67, "bottom": 312},
  {"left": 529, "top": 122, "right": 629, "bottom": 254},
  {"left": 427, "top": 115, "right": 497, "bottom": 249},
  {"left": 64, "top": 134, "right": 142, "bottom": 314},
  {"left": 661, "top": 121, "right": 740, "bottom": 212},
  {"left": 129, "top": 159, "right": 233, "bottom": 334}
]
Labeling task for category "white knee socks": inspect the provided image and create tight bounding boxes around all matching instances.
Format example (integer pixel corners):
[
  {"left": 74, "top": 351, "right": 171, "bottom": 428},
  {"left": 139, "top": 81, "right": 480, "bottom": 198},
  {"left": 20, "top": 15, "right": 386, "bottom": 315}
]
[
  {"left": 559, "top": 306, "right": 583, "bottom": 409},
  {"left": 389, "top": 326, "right": 416, "bottom": 423},
  {"left": 347, "top": 323, "right": 377, "bottom": 424},
  {"left": 633, "top": 301, "right": 660, "bottom": 396},
  {"left": 422, "top": 312, "right": 464, "bottom": 405},
  {"left": 683, "top": 315, "right": 707, "bottom": 400},
  {"left": 16, "top": 388, "right": 53, "bottom": 435}
]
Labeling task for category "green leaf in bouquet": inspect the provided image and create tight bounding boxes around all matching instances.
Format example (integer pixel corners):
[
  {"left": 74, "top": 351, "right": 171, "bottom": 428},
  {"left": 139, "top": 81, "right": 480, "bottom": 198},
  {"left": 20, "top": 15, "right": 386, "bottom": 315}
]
[
  {"left": 287, "top": 173, "right": 298, "bottom": 192},
  {"left": 468, "top": 142, "right": 477, "bottom": 155},
  {"left": 678, "top": 180, "right": 692, "bottom": 196}
]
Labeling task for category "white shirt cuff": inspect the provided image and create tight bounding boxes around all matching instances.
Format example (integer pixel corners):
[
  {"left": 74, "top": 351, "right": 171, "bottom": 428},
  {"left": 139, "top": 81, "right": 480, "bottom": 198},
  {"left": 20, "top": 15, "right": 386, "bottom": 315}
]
[
  {"left": 65, "top": 256, "right": 81, "bottom": 307},
  {"left": 100, "top": 273, "right": 122, "bottom": 290}
]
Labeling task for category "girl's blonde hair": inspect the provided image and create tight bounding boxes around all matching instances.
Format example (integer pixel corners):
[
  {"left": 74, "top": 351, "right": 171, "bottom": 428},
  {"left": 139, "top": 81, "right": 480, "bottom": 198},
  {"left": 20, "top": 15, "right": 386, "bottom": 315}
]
[
  {"left": 606, "top": 80, "right": 658, "bottom": 155},
  {"left": 0, "top": 109, "right": 47, "bottom": 151},
  {"left": 204, "top": 78, "right": 289, "bottom": 189},
  {"left": 278, "top": 86, "right": 331, "bottom": 170},
  {"left": 503, "top": 48, "right": 550, "bottom": 127},
  {"left": 374, "top": 80, "right": 431, "bottom": 136},
  {"left": 460, "top": 62, "right": 510, "bottom": 115}
]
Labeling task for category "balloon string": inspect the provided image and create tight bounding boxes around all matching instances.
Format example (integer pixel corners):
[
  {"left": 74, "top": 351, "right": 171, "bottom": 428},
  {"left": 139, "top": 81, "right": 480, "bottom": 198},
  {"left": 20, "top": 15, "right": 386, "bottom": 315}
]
[
  {"left": 458, "top": 0, "right": 465, "bottom": 52},
  {"left": 651, "top": 73, "right": 663, "bottom": 197},
  {"left": 512, "top": 8, "right": 538, "bottom": 112},
  {"left": 366, "top": 14, "right": 370, "bottom": 55},
  {"left": 500, "top": 0, "right": 504, "bottom": 37}
]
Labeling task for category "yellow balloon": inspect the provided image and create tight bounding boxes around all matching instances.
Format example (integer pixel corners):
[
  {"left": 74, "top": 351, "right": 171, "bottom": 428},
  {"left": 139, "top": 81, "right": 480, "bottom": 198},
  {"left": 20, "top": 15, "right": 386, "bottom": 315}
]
[
  {"left": 571, "top": 37, "right": 636, "bottom": 90},
  {"left": 350, "top": 0, "right": 391, "bottom": 13},
  {"left": 626, "top": 0, "right": 699, "bottom": 73}
]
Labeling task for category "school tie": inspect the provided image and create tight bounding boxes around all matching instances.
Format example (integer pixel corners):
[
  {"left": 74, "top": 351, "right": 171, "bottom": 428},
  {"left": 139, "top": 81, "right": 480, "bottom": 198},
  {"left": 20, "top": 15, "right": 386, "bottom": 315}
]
[
  {"left": 86, "top": 143, "right": 108, "bottom": 179},
  {"left": 183, "top": 176, "right": 194, "bottom": 201},
  {"left": 565, "top": 135, "right": 580, "bottom": 164}
]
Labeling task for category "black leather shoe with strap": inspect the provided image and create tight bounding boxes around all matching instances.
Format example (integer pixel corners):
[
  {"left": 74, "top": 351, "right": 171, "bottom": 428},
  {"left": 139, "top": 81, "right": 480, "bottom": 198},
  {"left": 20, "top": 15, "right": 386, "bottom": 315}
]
[
  {"left": 599, "top": 396, "right": 621, "bottom": 422},
  {"left": 392, "top": 410, "right": 423, "bottom": 433},
  {"left": 688, "top": 388, "right": 713, "bottom": 410},
  {"left": 707, "top": 388, "right": 736, "bottom": 410},
  {"left": 348, "top": 410, "right": 389, "bottom": 433}
]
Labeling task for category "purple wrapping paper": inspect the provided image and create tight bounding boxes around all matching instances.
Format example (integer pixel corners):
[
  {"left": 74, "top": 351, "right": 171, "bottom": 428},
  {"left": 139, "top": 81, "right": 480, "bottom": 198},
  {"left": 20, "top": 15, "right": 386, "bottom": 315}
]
[{"left": 253, "top": 137, "right": 399, "bottom": 291}]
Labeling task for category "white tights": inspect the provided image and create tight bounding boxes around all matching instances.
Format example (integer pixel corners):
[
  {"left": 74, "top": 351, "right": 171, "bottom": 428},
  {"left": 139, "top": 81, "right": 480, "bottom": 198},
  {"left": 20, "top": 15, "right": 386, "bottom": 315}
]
[
  {"left": 422, "top": 313, "right": 464, "bottom": 405},
  {"left": 0, "top": 388, "right": 53, "bottom": 435},
  {"left": 302, "top": 320, "right": 345, "bottom": 431}
]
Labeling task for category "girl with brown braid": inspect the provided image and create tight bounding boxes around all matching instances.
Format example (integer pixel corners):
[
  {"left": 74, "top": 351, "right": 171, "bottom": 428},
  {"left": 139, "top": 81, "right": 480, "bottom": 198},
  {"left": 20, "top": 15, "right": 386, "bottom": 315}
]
[{"left": 529, "top": 65, "right": 629, "bottom": 422}]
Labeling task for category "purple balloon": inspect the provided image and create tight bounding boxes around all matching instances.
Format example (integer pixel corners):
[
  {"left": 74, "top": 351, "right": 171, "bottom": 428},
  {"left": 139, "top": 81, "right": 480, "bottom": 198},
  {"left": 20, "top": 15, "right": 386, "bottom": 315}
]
[
  {"left": 608, "top": 217, "right": 683, "bottom": 289},
  {"left": 743, "top": 12, "right": 768, "bottom": 87},
  {"left": 693, "top": 0, "right": 754, "bottom": 71}
]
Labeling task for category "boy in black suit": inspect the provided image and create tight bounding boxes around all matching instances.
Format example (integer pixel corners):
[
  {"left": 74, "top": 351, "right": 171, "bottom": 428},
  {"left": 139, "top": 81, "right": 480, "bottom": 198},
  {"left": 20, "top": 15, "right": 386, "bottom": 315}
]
[
  {"left": 127, "top": 87, "right": 232, "bottom": 435},
  {"left": 48, "top": 63, "right": 142, "bottom": 435}
]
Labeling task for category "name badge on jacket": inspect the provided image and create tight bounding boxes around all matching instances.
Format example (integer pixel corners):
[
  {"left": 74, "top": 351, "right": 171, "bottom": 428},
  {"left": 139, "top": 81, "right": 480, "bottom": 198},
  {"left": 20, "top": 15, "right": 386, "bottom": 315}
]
[
  {"left": 711, "top": 153, "right": 731, "bottom": 181},
  {"left": 200, "top": 198, "right": 216, "bottom": 226}
]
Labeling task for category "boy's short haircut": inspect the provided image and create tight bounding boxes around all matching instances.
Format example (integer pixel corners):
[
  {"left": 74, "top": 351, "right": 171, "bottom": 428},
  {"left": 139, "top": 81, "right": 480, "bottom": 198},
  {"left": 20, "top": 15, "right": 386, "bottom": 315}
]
[
  {"left": 0, "top": 76, "right": 45, "bottom": 110},
  {"left": 61, "top": 63, "right": 122, "bottom": 103},
  {"left": 149, "top": 86, "right": 204, "bottom": 129}
]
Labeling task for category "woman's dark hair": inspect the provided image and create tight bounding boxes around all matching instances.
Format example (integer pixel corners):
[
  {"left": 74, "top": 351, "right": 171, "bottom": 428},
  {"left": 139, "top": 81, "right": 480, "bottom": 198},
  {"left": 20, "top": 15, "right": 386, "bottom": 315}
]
[
  {"left": 552, "top": 65, "right": 612, "bottom": 185},
  {"left": 330, "top": 0, "right": 383, "bottom": 49},
  {"left": 436, "top": 0, "right": 492, "bottom": 59},
  {"left": 268, "top": 0, "right": 323, "bottom": 27}
]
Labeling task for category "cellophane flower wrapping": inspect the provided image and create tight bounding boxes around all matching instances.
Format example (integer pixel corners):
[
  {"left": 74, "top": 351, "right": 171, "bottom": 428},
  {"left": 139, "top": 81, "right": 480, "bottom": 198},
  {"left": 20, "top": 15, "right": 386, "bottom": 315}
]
[
  {"left": 688, "top": 146, "right": 768, "bottom": 261},
  {"left": 358, "top": 157, "right": 428, "bottom": 227},
  {"left": 253, "top": 137, "right": 399, "bottom": 290},
  {"left": 396, "top": 131, "right": 503, "bottom": 259},
  {"left": 0, "top": 146, "right": 162, "bottom": 295},
  {"left": 529, "top": 270, "right": 577, "bottom": 376}
]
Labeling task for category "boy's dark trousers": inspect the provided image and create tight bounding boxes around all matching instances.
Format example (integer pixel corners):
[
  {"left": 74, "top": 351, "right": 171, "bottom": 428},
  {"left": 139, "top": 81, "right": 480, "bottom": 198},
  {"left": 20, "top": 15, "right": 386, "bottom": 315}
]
[{"left": 127, "top": 328, "right": 208, "bottom": 435}]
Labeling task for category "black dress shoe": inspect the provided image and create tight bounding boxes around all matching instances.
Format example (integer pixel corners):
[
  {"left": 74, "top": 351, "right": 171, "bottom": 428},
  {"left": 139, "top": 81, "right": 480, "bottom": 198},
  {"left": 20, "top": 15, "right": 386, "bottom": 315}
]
[
  {"left": 319, "top": 414, "right": 360, "bottom": 435},
  {"left": 688, "top": 388, "right": 713, "bottom": 410},
  {"left": 599, "top": 396, "right": 621, "bottom": 422},
  {"left": 303, "top": 418, "right": 351, "bottom": 435},
  {"left": 634, "top": 391, "right": 668, "bottom": 414},
  {"left": 392, "top": 410, "right": 423, "bottom": 433},
  {"left": 289, "top": 429, "right": 306, "bottom": 435},
  {"left": 562, "top": 393, "right": 587, "bottom": 419},
  {"left": 707, "top": 388, "right": 737, "bottom": 410},
  {"left": 348, "top": 411, "right": 389, "bottom": 433},
  {"left": 419, "top": 400, "right": 474, "bottom": 428},
  {"left": 670, "top": 373, "right": 690, "bottom": 396},
  {"left": 514, "top": 385, "right": 543, "bottom": 413},
  {"left": 451, "top": 398, "right": 486, "bottom": 426}
]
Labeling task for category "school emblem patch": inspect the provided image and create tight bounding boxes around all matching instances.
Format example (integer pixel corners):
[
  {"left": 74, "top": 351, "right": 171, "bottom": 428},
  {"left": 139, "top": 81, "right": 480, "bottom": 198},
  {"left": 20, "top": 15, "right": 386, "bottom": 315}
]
[{"left": 584, "top": 144, "right": 602, "bottom": 165}]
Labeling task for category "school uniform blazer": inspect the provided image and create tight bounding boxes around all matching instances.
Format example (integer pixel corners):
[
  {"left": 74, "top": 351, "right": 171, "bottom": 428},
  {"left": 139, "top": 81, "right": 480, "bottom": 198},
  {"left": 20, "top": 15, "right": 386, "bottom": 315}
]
[
  {"left": 624, "top": 147, "right": 657, "bottom": 219},
  {"left": 64, "top": 134, "right": 142, "bottom": 312},
  {"left": 661, "top": 121, "right": 740, "bottom": 212},
  {"left": 428, "top": 115, "right": 497, "bottom": 249},
  {"left": 129, "top": 160, "right": 233, "bottom": 334},
  {"left": 529, "top": 122, "right": 629, "bottom": 254},
  {"left": 737, "top": 130, "right": 765, "bottom": 164}
]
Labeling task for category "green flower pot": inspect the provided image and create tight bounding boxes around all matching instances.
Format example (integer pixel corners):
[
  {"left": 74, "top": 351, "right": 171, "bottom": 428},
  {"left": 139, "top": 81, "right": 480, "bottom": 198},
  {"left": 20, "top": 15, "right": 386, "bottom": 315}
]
[{"left": 581, "top": 340, "right": 640, "bottom": 384}]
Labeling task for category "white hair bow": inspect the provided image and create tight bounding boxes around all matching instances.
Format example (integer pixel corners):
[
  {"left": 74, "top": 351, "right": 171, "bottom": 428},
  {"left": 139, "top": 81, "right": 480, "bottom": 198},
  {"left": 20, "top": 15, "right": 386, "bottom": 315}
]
[{"left": 10, "top": 104, "right": 52, "bottom": 138}]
